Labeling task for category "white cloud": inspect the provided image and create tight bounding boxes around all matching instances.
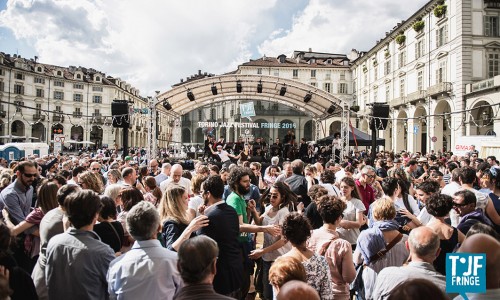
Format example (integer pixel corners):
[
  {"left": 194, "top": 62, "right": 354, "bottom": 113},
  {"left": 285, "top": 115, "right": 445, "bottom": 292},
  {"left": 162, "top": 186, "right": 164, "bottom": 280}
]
[
  {"left": 0, "top": 0, "right": 431, "bottom": 95},
  {"left": 258, "top": 0, "right": 429, "bottom": 56},
  {"left": 0, "top": 0, "right": 279, "bottom": 95}
]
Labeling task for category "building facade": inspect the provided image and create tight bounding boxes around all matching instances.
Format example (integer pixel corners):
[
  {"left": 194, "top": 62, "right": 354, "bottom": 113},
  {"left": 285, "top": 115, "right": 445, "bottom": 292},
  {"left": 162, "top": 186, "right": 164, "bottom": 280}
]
[
  {"left": 0, "top": 53, "right": 172, "bottom": 151},
  {"left": 351, "top": 0, "right": 500, "bottom": 154}
]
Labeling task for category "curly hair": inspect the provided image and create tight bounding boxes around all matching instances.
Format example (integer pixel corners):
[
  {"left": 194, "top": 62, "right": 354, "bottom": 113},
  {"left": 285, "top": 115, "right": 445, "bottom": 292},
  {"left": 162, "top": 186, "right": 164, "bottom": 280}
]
[
  {"left": 317, "top": 195, "right": 346, "bottom": 224},
  {"left": 320, "top": 169, "right": 336, "bottom": 184},
  {"left": 415, "top": 180, "right": 440, "bottom": 195},
  {"left": 227, "top": 166, "right": 252, "bottom": 192},
  {"left": 307, "top": 185, "right": 328, "bottom": 204},
  {"left": 426, "top": 193, "right": 453, "bottom": 218},
  {"left": 79, "top": 171, "right": 103, "bottom": 194},
  {"left": 282, "top": 212, "right": 312, "bottom": 246},
  {"left": 158, "top": 184, "right": 188, "bottom": 225}
]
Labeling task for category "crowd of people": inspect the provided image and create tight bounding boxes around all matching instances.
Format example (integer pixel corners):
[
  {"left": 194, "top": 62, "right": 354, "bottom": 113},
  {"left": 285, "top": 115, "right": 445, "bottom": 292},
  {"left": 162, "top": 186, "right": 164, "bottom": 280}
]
[{"left": 0, "top": 143, "right": 498, "bottom": 300}]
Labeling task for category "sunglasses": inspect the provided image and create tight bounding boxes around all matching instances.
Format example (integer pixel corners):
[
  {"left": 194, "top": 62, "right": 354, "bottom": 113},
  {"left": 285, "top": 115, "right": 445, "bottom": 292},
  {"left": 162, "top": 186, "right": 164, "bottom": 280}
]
[
  {"left": 23, "top": 173, "right": 37, "bottom": 178},
  {"left": 452, "top": 202, "right": 470, "bottom": 207}
]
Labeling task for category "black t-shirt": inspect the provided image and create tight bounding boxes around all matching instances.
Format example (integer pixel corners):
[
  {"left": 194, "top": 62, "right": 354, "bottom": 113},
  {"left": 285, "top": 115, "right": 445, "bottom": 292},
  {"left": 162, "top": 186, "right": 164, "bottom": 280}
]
[
  {"left": 199, "top": 203, "right": 243, "bottom": 295},
  {"left": 93, "top": 221, "right": 125, "bottom": 252}
]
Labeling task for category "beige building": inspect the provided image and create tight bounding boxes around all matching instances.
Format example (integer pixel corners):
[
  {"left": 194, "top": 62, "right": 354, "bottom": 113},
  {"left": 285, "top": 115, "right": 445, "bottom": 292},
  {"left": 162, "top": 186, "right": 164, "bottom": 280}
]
[{"left": 0, "top": 52, "right": 172, "bottom": 150}]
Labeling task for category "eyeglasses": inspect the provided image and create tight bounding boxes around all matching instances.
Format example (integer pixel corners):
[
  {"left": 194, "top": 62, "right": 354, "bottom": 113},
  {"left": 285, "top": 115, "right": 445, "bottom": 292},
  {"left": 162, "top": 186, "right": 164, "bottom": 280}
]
[
  {"left": 452, "top": 202, "right": 470, "bottom": 207},
  {"left": 22, "top": 173, "right": 37, "bottom": 178},
  {"left": 364, "top": 174, "right": 375, "bottom": 179}
]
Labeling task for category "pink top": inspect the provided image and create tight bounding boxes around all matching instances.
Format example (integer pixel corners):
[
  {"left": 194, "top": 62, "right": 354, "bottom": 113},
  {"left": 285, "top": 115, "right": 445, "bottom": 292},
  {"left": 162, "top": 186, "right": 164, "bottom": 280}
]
[{"left": 308, "top": 227, "right": 356, "bottom": 300}]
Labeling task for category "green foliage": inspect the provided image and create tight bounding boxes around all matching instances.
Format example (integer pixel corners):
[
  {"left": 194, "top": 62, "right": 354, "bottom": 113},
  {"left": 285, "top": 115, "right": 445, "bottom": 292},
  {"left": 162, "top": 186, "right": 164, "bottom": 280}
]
[
  {"left": 413, "top": 20, "right": 425, "bottom": 32},
  {"left": 395, "top": 35, "right": 406, "bottom": 45}
]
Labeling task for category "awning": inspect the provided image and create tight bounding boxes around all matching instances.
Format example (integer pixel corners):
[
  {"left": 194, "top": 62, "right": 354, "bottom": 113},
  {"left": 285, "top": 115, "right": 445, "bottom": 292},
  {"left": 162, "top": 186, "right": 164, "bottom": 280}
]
[{"left": 317, "top": 127, "right": 385, "bottom": 147}]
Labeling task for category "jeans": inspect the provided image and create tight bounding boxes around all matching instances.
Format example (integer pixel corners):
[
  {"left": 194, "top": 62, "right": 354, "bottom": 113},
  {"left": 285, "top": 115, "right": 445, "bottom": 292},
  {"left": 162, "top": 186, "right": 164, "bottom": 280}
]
[{"left": 262, "top": 260, "right": 274, "bottom": 300}]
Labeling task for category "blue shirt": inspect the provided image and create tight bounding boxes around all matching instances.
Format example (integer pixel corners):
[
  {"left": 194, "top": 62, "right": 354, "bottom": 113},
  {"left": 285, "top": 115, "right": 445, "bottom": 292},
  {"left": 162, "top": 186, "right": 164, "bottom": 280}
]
[
  {"left": 107, "top": 239, "right": 183, "bottom": 300},
  {"left": 0, "top": 179, "right": 33, "bottom": 224}
]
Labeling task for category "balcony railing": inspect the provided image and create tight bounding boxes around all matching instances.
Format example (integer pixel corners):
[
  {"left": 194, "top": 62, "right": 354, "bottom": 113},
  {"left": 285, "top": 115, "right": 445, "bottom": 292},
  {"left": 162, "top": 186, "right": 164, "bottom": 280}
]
[
  {"left": 407, "top": 90, "right": 426, "bottom": 103},
  {"left": 52, "top": 114, "right": 64, "bottom": 122},
  {"left": 390, "top": 97, "right": 407, "bottom": 108},
  {"left": 73, "top": 113, "right": 83, "bottom": 118},
  {"left": 33, "top": 114, "right": 46, "bottom": 121},
  {"left": 94, "top": 117, "right": 104, "bottom": 125},
  {"left": 471, "top": 78, "right": 495, "bottom": 93},
  {"left": 427, "top": 82, "right": 453, "bottom": 99},
  {"left": 484, "top": 0, "right": 500, "bottom": 9},
  {"left": 0, "top": 111, "right": 6, "bottom": 118}
]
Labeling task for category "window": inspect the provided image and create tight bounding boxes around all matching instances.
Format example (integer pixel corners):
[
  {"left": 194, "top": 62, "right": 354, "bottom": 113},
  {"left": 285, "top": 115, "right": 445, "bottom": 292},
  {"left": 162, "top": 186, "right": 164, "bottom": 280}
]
[
  {"left": 210, "top": 108, "right": 215, "bottom": 120},
  {"left": 257, "top": 68, "right": 262, "bottom": 75},
  {"left": 73, "top": 83, "right": 84, "bottom": 89},
  {"left": 95, "top": 76, "right": 101, "bottom": 81},
  {"left": 93, "top": 95, "right": 102, "bottom": 103},
  {"left": 338, "top": 83, "right": 347, "bottom": 94},
  {"left": 222, "top": 106, "right": 226, "bottom": 118},
  {"left": 56, "top": 71, "right": 62, "bottom": 76},
  {"left": 417, "top": 70, "right": 424, "bottom": 91},
  {"left": 55, "top": 105, "right": 62, "bottom": 112},
  {"left": 484, "top": 16, "right": 499, "bottom": 37},
  {"left": 92, "top": 86, "right": 103, "bottom": 92},
  {"left": 436, "top": 25, "right": 448, "bottom": 48},
  {"left": 386, "top": 84, "right": 390, "bottom": 101},
  {"left": 353, "top": 80, "right": 357, "bottom": 92},
  {"left": 488, "top": 53, "right": 500, "bottom": 78},
  {"left": 398, "top": 51, "right": 406, "bottom": 68},
  {"left": 73, "top": 93, "right": 83, "bottom": 102},
  {"left": 373, "top": 89, "right": 378, "bottom": 102},
  {"left": 76, "top": 74, "right": 82, "bottom": 79},
  {"left": 325, "top": 72, "right": 331, "bottom": 80},
  {"left": 36, "top": 103, "right": 42, "bottom": 114},
  {"left": 364, "top": 73, "right": 368, "bottom": 86},
  {"left": 374, "top": 65, "right": 378, "bottom": 80},
  {"left": 273, "top": 69, "right": 279, "bottom": 77},
  {"left": 74, "top": 108, "right": 82, "bottom": 117},
  {"left": 0, "top": 69, "right": 3, "bottom": 76},
  {"left": 34, "top": 77, "right": 45, "bottom": 84},
  {"left": 384, "top": 60, "right": 391, "bottom": 75},
  {"left": 14, "top": 101, "right": 23, "bottom": 112},
  {"left": 340, "top": 71, "right": 346, "bottom": 80},
  {"left": 15, "top": 73, "right": 24, "bottom": 80},
  {"left": 415, "top": 39, "right": 425, "bottom": 59},
  {"left": 311, "top": 70, "right": 316, "bottom": 78},
  {"left": 293, "top": 69, "right": 299, "bottom": 78},
  {"left": 36, "top": 66, "right": 42, "bottom": 72},
  {"left": 310, "top": 82, "right": 316, "bottom": 87},
  {"left": 54, "top": 91, "right": 64, "bottom": 100},
  {"left": 94, "top": 109, "right": 100, "bottom": 116},
  {"left": 198, "top": 110, "right": 202, "bottom": 120},
  {"left": 0, "top": 81, "right": 4, "bottom": 92},
  {"left": 54, "top": 80, "right": 64, "bottom": 87},
  {"left": 324, "top": 83, "right": 331, "bottom": 93},
  {"left": 400, "top": 79, "right": 405, "bottom": 97},
  {"left": 436, "top": 60, "right": 447, "bottom": 83},
  {"left": 36, "top": 88, "right": 44, "bottom": 97},
  {"left": 14, "top": 84, "right": 24, "bottom": 95}
]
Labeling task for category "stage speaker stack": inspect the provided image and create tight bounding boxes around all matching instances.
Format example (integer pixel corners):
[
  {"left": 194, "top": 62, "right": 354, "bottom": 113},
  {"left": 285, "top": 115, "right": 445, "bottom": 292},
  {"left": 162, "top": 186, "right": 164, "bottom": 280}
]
[{"left": 370, "top": 103, "right": 390, "bottom": 130}]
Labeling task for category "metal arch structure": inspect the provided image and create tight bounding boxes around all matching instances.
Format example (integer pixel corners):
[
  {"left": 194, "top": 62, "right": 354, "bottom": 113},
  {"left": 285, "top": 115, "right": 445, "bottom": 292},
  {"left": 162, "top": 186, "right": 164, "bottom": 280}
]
[{"left": 151, "top": 74, "right": 350, "bottom": 161}]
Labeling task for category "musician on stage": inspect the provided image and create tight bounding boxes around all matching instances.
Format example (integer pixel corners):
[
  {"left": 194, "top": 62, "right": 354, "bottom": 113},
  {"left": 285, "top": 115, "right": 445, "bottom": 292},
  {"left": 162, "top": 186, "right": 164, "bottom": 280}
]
[
  {"left": 270, "top": 138, "right": 283, "bottom": 158},
  {"left": 331, "top": 132, "right": 341, "bottom": 163},
  {"left": 283, "top": 130, "right": 296, "bottom": 160}
]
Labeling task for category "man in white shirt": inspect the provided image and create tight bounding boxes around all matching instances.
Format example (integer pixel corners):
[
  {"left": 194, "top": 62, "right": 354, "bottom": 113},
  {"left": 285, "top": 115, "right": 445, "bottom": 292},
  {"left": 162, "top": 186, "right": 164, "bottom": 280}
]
[
  {"left": 211, "top": 145, "right": 233, "bottom": 168},
  {"left": 372, "top": 227, "right": 449, "bottom": 300},
  {"left": 107, "top": 201, "right": 182, "bottom": 299},
  {"left": 160, "top": 164, "right": 192, "bottom": 195}
]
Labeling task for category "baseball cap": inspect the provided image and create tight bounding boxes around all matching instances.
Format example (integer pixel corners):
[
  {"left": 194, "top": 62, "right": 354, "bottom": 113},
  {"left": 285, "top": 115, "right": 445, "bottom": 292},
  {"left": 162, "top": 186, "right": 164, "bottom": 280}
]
[{"left": 125, "top": 156, "right": 132, "bottom": 161}]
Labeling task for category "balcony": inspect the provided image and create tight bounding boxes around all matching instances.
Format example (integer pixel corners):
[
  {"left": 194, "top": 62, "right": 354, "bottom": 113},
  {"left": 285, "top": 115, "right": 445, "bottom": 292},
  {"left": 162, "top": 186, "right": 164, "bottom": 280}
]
[
  {"left": 484, "top": 0, "right": 500, "bottom": 9},
  {"left": 52, "top": 114, "right": 64, "bottom": 122},
  {"left": 136, "top": 125, "right": 141, "bottom": 131},
  {"left": 390, "top": 97, "right": 407, "bottom": 108},
  {"left": 0, "top": 111, "right": 6, "bottom": 118},
  {"left": 33, "top": 114, "right": 46, "bottom": 121},
  {"left": 73, "top": 112, "right": 83, "bottom": 118},
  {"left": 427, "top": 82, "right": 452, "bottom": 99},
  {"left": 94, "top": 117, "right": 104, "bottom": 125},
  {"left": 407, "top": 90, "right": 426, "bottom": 103}
]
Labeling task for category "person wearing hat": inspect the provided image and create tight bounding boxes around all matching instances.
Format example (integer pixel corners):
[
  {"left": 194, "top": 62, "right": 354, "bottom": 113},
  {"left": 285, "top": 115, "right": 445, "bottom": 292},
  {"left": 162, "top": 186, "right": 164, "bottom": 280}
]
[{"left": 211, "top": 144, "right": 235, "bottom": 168}]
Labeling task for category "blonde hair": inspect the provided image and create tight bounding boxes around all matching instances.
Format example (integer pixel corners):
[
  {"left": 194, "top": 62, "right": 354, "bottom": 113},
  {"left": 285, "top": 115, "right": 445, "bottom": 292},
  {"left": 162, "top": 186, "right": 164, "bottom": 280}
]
[
  {"left": 79, "top": 171, "right": 103, "bottom": 194},
  {"left": 158, "top": 184, "right": 188, "bottom": 225},
  {"left": 372, "top": 196, "right": 396, "bottom": 221}
]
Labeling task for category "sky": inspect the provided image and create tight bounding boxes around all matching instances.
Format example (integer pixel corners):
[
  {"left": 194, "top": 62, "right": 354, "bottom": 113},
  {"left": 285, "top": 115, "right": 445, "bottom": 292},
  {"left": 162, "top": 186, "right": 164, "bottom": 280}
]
[{"left": 0, "top": 0, "right": 430, "bottom": 96}]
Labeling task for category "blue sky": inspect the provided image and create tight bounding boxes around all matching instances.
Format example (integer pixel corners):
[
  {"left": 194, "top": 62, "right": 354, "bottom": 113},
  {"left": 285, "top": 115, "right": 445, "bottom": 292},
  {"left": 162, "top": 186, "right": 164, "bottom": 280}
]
[{"left": 0, "top": 0, "right": 429, "bottom": 95}]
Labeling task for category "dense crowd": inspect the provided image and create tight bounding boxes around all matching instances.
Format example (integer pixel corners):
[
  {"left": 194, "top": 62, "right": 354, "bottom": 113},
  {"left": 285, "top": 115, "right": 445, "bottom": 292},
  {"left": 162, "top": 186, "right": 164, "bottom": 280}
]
[{"left": 0, "top": 142, "right": 498, "bottom": 300}]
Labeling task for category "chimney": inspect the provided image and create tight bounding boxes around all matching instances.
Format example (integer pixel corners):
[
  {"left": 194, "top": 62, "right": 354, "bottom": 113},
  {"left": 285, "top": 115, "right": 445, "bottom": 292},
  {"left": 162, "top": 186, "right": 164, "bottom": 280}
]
[
  {"left": 308, "top": 48, "right": 312, "bottom": 52},
  {"left": 198, "top": 70, "right": 202, "bottom": 75}
]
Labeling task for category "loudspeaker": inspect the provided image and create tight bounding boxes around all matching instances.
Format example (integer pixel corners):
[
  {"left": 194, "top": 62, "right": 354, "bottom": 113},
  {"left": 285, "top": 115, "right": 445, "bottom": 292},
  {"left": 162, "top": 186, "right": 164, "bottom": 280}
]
[
  {"left": 112, "top": 101, "right": 129, "bottom": 128},
  {"left": 370, "top": 103, "right": 390, "bottom": 130}
]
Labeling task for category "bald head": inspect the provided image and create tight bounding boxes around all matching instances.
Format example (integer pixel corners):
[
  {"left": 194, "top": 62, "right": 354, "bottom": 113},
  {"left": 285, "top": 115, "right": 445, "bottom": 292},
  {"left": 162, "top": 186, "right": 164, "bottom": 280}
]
[
  {"left": 408, "top": 226, "right": 440, "bottom": 262},
  {"left": 458, "top": 234, "right": 500, "bottom": 289},
  {"left": 277, "top": 280, "right": 320, "bottom": 300},
  {"left": 170, "top": 164, "right": 183, "bottom": 183}
]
